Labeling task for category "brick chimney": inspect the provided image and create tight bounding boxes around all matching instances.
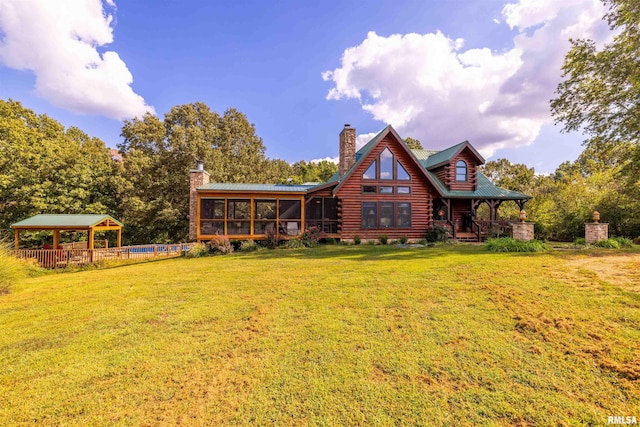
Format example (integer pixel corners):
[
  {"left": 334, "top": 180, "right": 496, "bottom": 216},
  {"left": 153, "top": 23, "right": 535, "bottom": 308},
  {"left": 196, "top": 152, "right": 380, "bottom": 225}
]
[
  {"left": 189, "top": 160, "right": 210, "bottom": 240},
  {"left": 339, "top": 124, "right": 356, "bottom": 177}
]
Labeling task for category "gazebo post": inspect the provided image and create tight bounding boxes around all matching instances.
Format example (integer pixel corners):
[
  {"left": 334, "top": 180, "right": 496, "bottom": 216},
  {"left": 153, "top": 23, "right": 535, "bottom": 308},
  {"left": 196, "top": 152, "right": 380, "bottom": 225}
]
[
  {"left": 53, "top": 230, "right": 60, "bottom": 249},
  {"left": 117, "top": 228, "right": 122, "bottom": 248},
  {"left": 14, "top": 229, "right": 20, "bottom": 251},
  {"left": 88, "top": 228, "right": 95, "bottom": 250}
]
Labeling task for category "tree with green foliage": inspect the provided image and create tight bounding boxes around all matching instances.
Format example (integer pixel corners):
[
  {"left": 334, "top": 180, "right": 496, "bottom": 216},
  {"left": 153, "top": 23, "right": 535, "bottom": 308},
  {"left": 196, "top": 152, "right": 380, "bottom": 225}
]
[
  {"left": 551, "top": 0, "right": 640, "bottom": 239},
  {"left": 403, "top": 137, "right": 423, "bottom": 150},
  {"left": 551, "top": 0, "right": 639, "bottom": 147},
  {"left": 0, "top": 99, "right": 123, "bottom": 243},
  {"left": 118, "top": 103, "right": 293, "bottom": 243},
  {"left": 289, "top": 160, "right": 338, "bottom": 184}
]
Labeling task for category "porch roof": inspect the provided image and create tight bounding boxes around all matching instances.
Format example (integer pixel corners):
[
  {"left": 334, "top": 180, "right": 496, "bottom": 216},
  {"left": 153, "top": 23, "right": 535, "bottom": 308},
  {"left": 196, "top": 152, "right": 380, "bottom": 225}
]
[
  {"left": 11, "top": 214, "right": 123, "bottom": 229},
  {"left": 428, "top": 172, "right": 532, "bottom": 200},
  {"left": 198, "top": 183, "right": 316, "bottom": 193}
]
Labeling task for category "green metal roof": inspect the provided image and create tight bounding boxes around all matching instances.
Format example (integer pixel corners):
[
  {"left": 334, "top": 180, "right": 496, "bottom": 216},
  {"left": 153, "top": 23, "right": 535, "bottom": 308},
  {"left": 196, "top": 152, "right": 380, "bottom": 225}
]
[
  {"left": 198, "top": 183, "right": 315, "bottom": 192},
  {"left": 421, "top": 141, "right": 468, "bottom": 168},
  {"left": 427, "top": 171, "right": 532, "bottom": 199},
  {"left": 11, "top": 214, "right": 123, "bottom": 228}
]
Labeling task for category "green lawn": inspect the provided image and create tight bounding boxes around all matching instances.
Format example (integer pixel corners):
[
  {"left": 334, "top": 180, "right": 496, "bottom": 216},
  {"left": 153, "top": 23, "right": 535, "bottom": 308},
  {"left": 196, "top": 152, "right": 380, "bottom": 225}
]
[{"left": 1, "top": 245, "right": 639, "bottom": 426}]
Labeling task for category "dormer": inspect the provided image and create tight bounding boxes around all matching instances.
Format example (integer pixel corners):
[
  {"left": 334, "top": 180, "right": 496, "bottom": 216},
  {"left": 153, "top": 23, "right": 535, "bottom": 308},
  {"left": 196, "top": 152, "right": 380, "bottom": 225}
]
[{"left": 424, "top": 141, "right": 485, "bottom": 191}]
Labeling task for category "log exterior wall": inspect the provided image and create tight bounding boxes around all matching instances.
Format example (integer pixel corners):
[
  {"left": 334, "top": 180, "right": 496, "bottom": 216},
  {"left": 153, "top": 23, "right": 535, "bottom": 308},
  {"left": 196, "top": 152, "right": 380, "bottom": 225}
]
[
  {"left": 335, "top": 134, "right": 434, "bottom": 240},
  {"left": 433, "top": 148, "right": 479, "bottom": 191}
]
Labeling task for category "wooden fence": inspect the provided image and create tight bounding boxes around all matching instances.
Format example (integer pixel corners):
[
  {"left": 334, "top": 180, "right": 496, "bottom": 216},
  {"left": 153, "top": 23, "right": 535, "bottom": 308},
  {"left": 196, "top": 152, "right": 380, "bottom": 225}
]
[{"left": 12, "top": 243, "right": 195, "bottom": 269}]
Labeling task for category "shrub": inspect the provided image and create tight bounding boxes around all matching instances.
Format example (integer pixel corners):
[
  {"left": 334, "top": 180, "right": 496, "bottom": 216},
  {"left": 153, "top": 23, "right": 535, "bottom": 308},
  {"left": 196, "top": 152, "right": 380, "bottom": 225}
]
[
  {"left": 611, "top": 237, "right": 633, "bottom": 248},
  {"left": 353, "top": 235, "right": 361, "bottom": 245},
  {"left": 367, "top": 240, "right": 376, "bottom": 245},
  {"left": 239, "top": 241, "right": 258, "bottom": 252},
  {"left": 573, "top": 237, "right": 586, "bottom": 246},
  {"left": 425, "top": 225, "right": 450, "bottom": 243},
  {"left": 324, "top": 237, "right": 337, "bottom": 245},
  {"left": 208, "top": 235, "right": 233, "bottom": 255},
  {"left": 399, "top": 235, "right": 408, "bottom": 244},
  {"left": 263, "top": 231, "right": 281, "bottom": 249},
  {"left": 301, "top": 227, "right": 321, "bottom": 247},
  {"left": 285, "top": 238, "right": 304, "bottom": 249},
  {"left": 534, "top": 222, "right": 549, "bottom": 241},
  {"left": 593, "top": 238, "right": 623, "bottom": 249},
  {"left": 186, "top": 243, "right": 210, "bottom": 258},
  {"left": 634, "top": 236, "right": 640, "bottom": 245},
  {"left": 378, "top": 234, "right": 388, "bottom": 245},
  {"left": 485, "top": 237, "right": 549, "bottom": 253}
]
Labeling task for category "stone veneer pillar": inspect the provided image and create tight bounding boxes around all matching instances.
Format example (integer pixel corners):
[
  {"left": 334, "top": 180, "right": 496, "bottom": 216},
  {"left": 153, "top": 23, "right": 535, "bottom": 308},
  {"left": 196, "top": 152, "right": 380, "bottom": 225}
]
[
  {"left": 585, "top": 223, "right": 608, "bottom": 244},
  {"left": 189, "top": 165, "right": 210, "bottom": 240},
  {"left": 511, "top": 222, "right": 535, "bottom": 241},
  {"left": 339, "top": 124, "right": 356, "bottom": 177}
]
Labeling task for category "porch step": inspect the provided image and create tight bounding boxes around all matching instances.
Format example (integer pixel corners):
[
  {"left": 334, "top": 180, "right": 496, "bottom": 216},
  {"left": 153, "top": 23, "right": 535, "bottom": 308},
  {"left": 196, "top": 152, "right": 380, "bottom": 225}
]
[{"left": 454, "top": 232, "right": 481, "bottom": 242}]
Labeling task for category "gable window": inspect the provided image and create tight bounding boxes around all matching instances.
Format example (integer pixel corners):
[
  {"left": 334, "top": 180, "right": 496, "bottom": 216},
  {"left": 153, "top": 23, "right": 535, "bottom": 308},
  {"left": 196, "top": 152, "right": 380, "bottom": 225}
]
[
  {"left": 363, "top": 160, "right": 377, "bottom": 180},
  {"left": 456, "top": 160, "right": 468, "bottom": 181},
  {"left": 379, "top": 186, "right": 393, "bottom": 194},
  {"left": 397, "top": 186, "right": 410, "bottom": 194},
  {"left": 380, "top": 148, "right": 393, "bottom": 179},
  {"left": 397, "top": 161, "right": 410, "bottom": 180}
]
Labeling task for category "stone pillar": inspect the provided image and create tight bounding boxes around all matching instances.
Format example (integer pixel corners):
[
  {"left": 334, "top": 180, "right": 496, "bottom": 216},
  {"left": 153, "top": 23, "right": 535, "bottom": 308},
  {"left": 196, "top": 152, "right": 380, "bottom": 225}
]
[
  {"left": 511, "top": 222, "right": 534, "bottom": 241},
  {"left": 339, "top": 124, "right": 356, "bottom": 177},
  {"left": 189, "top": 163, "right": 210, "bottom": 241},
  {"left": 585, "top": 223, "right": 608, "bottom": 244}
]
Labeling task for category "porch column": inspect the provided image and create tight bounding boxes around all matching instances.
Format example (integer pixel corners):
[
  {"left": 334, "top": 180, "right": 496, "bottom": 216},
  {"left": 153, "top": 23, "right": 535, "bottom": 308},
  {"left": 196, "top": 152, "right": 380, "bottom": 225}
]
[
  {"left": 88, "top": 228, "right": 95, "bottom": 250},
  {"left": 117, "top": 228, "right": 122, "bottom": 247},
  {"left": 14, "top": 229, "right": 19, "bottom": 250}
]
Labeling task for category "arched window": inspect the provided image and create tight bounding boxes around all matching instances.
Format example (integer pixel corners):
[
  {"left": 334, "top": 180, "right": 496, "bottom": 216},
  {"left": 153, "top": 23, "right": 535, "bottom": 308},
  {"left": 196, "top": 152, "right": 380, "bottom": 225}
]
[{"left": 456, "top": 160, "right": 467, "bottom": 181}]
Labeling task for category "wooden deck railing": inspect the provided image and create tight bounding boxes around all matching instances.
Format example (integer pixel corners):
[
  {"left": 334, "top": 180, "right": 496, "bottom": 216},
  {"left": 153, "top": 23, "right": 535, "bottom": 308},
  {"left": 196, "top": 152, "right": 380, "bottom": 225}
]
[{"left": 12, "top": 243, "right": 195, "bottom": 269}]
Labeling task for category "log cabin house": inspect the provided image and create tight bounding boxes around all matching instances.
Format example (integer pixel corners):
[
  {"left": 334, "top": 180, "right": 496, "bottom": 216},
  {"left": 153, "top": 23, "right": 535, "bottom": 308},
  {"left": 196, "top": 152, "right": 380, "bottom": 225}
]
[{"left": 189, "top": 125, "right": 531, "bottom": 242}]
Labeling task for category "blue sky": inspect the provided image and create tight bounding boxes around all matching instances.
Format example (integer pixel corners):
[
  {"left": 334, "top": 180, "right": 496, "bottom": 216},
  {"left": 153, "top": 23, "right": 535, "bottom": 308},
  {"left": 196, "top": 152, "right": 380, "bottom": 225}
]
[{"left": 0, "top": 0, "right": 611, "bottom": 174}]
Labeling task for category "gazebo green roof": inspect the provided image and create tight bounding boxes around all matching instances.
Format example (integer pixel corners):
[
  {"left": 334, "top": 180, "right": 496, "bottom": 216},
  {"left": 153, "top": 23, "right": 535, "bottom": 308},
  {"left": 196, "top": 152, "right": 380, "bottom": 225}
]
[{"left": 11, "top": 214, "right": 123, "bottom": 229}]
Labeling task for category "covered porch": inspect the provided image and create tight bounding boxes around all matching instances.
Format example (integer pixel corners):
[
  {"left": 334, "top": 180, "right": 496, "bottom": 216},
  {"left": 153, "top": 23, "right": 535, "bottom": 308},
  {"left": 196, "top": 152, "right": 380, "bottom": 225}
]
[{"left": 433, "top": 197, "right": 530, "bottom": 242}]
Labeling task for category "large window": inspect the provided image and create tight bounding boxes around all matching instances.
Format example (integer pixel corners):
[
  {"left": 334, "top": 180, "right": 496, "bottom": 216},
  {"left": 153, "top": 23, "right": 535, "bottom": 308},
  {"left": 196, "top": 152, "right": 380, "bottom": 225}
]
[
  {"left": 397, "top": 203, "right": 411, "bottom": 227},
  {"left": 380, "top": 202, "right": 394, "bottom": 227},
  {"left": 456, "top": 160, "right": 468, "bottom": 181},
  {"left": 397, "top": 162, "right": 410, "bottom": 180},
  {"left": 363, "top": 160, "right": 377, "bottom": 180},
  {"left": 380, "top": 148, "right": 393, "bottom": 180},
  {"left": 362, "top": 202, "right": 411, "bottom": 228},
  {"left": 361, "top": 147, "right": 412, "bottom": 182},
  {"left": 362, "top": 202, "right": 377, "bottom": 228}
]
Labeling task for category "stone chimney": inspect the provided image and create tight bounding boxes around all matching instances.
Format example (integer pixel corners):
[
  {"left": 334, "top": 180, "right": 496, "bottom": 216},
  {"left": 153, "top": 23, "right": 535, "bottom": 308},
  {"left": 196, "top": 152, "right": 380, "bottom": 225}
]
[
  {"left": 189, "top": 160, "right": 210, "bottom": 240},
  {"left": 339, "top": 124, "right": 356, "bottom": 177}
]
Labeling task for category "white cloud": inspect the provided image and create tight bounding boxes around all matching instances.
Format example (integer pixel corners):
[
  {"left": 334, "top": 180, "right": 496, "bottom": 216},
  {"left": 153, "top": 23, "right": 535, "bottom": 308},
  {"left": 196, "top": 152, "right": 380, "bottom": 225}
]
[
  {"left": 322, "top": 0, "right": 609, "bottom": 157},
  {"left": 0, "top": 0, "right": 154, "bottom": 120},
  {"left": 309, "top": 156, "right": 339, "bottom": 164}
]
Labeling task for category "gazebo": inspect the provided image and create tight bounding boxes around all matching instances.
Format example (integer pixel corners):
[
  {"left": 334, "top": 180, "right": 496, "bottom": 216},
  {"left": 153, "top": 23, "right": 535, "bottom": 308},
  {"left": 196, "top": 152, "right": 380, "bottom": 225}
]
[{"left": 11, "top": 214, "right": 123, "bottom": 250}]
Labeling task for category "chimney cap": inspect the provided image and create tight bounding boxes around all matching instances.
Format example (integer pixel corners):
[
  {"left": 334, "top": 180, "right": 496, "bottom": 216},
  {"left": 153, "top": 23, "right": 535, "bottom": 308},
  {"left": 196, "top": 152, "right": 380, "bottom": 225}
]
[{"left": 344, "top": 123, "right": 351, "bottom": 128}]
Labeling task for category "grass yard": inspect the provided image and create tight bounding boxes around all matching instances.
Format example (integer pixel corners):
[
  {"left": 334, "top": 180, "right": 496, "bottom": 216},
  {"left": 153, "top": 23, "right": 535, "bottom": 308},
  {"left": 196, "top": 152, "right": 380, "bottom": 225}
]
[{"left": 1, "top": 245, "right": 639, "bottom": 426}]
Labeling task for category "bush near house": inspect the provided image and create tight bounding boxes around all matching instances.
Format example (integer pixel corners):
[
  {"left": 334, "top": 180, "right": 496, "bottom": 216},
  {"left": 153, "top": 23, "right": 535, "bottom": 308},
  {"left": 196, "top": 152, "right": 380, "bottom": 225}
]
[{"left": 485, "top": 237, "right": 549, "bottom": 253}]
